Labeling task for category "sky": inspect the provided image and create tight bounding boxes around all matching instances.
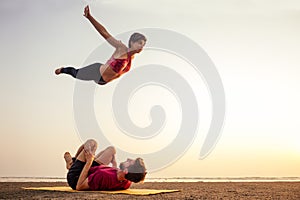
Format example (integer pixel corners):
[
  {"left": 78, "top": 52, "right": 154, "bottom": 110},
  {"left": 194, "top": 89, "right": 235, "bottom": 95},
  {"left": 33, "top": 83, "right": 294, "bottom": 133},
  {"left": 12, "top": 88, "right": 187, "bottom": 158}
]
[{"left": 0, "top": 0, "right": 300, "bottom": 178}]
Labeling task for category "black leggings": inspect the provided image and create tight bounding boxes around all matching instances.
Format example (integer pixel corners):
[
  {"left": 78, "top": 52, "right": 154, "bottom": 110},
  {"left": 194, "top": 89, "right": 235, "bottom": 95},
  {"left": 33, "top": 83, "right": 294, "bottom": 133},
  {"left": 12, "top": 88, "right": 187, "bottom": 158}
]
[{"left": 61, "top": 63, "right": 107, "bottom": 85}]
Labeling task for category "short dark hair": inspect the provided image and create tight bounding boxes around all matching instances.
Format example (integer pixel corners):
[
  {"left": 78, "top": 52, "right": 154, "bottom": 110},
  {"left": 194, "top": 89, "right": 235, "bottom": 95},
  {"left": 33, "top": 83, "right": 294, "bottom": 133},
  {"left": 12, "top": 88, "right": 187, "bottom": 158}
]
[
  {"left": 125, "top": 158, "right": 147, "bottom": 183},
  {"left": 128, "top": 32, "right": 147, "bottom": 48}
]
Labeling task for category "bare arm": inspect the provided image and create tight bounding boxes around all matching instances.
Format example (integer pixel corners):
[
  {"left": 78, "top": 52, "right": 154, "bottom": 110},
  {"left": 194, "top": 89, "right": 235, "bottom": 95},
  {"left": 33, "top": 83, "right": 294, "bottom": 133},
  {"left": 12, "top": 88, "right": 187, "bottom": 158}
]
[
  {"left": 84, "top": 6, "right": 124, "bottom": 48},
  {"left": 76, "top": 151, "right": 94, "bottom": 191}
]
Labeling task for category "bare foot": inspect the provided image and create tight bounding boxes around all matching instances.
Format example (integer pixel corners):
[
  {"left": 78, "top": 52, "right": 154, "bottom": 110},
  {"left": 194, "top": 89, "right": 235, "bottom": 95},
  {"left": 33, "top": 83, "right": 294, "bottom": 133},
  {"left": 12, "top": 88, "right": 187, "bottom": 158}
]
[
  {"left": 64, "top": 152, "right": 73, "bottom": 170},
  {"left": 55, "top": 67, "right": 63, "bottom": 75}
]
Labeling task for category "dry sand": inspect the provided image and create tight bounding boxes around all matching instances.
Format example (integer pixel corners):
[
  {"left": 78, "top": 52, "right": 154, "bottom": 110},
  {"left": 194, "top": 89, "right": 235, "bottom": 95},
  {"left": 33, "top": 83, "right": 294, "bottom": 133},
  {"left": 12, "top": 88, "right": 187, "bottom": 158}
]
[{"left": 0, "top": 182, "right": 300, "bottom": 199}]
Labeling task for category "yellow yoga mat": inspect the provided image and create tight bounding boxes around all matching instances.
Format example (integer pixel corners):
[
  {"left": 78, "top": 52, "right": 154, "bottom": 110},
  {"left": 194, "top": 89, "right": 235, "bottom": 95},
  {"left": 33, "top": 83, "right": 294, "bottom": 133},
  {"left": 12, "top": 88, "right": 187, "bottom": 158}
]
[{"left": 22, "top": 186, "right": 179, "bottom": 195}]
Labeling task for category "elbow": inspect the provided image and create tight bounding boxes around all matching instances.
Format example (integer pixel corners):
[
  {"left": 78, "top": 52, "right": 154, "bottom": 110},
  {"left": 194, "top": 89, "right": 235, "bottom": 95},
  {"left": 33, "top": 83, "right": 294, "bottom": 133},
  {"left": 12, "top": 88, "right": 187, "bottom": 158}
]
[
  {"left": 76, "top": 185, "right": 82, "bottom": 191},
  {"left": 76, "top": 184, "right": 85, "bottom": 191},
  {"left": 76, "top": 181, "right": 89, "bottom": 191}
]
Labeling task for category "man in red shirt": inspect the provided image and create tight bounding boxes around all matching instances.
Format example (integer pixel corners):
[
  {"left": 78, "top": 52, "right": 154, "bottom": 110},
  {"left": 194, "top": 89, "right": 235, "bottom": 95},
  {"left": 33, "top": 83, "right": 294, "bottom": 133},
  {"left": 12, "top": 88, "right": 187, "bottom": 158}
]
[{"left": 64, "top": 139, "right": 147, "bottom": 191}]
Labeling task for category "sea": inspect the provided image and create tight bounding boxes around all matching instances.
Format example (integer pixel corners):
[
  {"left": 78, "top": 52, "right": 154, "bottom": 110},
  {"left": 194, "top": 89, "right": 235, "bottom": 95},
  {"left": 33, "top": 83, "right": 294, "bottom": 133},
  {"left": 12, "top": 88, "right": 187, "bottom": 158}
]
[{"left": 0, "top": 177, "right": 299, "bottom": 183}]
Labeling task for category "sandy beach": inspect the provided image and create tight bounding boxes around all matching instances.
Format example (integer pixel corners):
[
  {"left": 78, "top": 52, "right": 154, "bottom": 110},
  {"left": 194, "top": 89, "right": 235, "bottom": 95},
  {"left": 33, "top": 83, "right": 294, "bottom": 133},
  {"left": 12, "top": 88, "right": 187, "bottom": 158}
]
[{"left": 0, "top": 182, "right": 299, "bottom": 199}]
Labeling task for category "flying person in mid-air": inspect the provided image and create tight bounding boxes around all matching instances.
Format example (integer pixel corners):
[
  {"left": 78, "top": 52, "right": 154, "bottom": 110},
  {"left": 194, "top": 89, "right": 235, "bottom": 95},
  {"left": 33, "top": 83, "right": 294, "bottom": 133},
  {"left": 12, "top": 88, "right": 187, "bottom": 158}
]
[{"left": 55, "top": 5, "right": 146, "bottom": 85}]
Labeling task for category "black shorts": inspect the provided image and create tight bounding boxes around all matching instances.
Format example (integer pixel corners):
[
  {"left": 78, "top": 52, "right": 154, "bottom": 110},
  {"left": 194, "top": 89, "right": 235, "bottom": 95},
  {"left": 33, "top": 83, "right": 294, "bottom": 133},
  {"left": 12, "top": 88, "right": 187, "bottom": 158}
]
[{"left": 67, "top": 158, "right": 100, "bottom": 190}]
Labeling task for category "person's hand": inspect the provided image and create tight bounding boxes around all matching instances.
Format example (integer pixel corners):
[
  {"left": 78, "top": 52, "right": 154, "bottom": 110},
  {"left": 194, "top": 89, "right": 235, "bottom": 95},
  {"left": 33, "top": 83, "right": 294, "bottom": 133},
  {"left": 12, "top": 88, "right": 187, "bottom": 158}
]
[
  {"left": 85, "top": 150, "right": 94, "bottom": 164},
  {"left": 83, "top": 5, "right": 91, "bottom": 18}
]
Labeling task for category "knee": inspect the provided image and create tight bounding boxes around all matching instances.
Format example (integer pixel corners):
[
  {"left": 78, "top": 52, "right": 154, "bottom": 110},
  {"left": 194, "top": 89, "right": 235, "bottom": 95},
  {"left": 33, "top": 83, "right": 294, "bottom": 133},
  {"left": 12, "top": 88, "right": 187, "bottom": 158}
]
[
  {"left": 107, "top": 146, "right": 116, "bottom": 154},
  {"left": 85, "top": 139, "right": 97, "bottom": 146},
  {"left": 84, "top": 139, "right": 98, "bottom": 152}
]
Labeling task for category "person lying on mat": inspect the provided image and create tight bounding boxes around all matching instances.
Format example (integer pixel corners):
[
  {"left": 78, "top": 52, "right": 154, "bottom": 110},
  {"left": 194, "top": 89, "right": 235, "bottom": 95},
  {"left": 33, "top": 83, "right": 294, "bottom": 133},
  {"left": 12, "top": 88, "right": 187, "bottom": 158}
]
[{"left": 64, "top": 139, "right": 147, "bottom": 191}]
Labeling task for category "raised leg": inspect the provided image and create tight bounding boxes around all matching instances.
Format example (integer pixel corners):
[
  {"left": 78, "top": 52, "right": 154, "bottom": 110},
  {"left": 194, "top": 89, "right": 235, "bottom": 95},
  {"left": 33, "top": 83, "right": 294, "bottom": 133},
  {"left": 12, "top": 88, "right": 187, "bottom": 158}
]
[
  {"left": 94, "top": 146, "right": 117, "bottom": 167},
  {"left": 64, "top": 140, "right": 117, "bottom": 170},
  {"left": 64, "top": 152, "right": 73, "bottom": 170},
  {"left": 64, "top": 143, "right": 85, "bottom": 170},
  {"left": 76, "top": 139, "right": 98, "bottom": 162}
]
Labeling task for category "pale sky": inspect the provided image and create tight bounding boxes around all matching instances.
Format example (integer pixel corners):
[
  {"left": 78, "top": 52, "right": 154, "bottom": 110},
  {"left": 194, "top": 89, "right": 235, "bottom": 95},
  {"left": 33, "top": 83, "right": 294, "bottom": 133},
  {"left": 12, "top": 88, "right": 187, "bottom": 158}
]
[{"left": 0, "top": 0, "right": 300, "bottom": 178}]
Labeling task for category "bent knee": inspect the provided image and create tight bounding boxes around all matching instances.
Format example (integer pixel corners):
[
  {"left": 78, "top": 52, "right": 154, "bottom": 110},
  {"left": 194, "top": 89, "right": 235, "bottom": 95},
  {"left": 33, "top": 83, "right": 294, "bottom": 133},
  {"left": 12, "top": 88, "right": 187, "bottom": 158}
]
[
  {"left": 84, "top": 139, "right": 98, "bottom": 153},
  {"left": 85, "top": 139, "right": 97, "bottom": 146},
  {"left": 107, "top": 146, "right": 116, "bottom": 154}
]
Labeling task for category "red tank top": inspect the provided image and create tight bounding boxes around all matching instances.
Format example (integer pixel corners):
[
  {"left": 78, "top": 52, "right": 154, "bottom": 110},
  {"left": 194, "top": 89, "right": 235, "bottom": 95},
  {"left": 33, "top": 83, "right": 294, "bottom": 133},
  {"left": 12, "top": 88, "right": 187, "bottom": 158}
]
[{"left": 107, "top": 51, "right": 132, "bottom": 75}]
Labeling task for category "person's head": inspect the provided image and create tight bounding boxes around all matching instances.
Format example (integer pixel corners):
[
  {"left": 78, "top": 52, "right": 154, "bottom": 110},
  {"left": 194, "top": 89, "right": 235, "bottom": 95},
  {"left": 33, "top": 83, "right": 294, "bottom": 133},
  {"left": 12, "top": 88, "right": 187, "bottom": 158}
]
[
  {"left": 119, "top": 158, "right": 147, "bottom": 183},
  {"left": 128, "top": 32, "right": 147, "bottom": 53}
]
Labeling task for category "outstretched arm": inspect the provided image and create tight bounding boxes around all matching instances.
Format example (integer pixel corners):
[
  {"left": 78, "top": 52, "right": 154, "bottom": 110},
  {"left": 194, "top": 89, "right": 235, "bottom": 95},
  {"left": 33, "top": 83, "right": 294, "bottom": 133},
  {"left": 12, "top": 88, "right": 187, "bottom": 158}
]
[{"left": 84, "top": 6, "right": 124, "bottom": 48}]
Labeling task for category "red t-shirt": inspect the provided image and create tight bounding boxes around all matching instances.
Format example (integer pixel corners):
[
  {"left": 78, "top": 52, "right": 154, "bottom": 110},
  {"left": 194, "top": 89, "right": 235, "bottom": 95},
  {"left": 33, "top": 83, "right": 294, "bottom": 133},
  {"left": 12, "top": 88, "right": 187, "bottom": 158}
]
[{"left": 88, "top": 165, "right": 131, "bottom": 191}]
